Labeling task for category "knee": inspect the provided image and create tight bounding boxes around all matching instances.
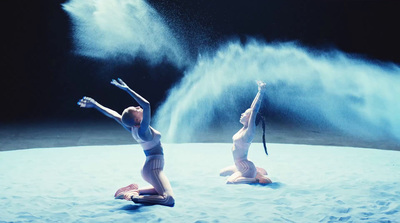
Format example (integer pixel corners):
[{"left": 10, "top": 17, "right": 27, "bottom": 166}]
[{"left": 164, "top": 194, "right": 175, "bottom": 207}]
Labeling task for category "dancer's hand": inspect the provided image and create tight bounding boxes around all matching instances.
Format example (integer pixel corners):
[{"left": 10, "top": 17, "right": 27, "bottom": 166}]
[
  {"left": 111, "top": 78, "right": 130, "bottom": 91},
  {"left": 77, "top": 96, "right": 97, "bottom": 108},
  {"left": 257, "top": 80, "right": 266, "bottom": 92}
]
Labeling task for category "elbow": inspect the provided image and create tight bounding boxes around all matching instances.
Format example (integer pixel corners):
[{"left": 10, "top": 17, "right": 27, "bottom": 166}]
[{"left": 142, "top": 101, "right": 150, "bottom": 110}]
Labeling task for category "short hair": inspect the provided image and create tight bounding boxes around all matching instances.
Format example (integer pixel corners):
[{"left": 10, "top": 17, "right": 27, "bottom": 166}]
[{"left": 121, "top": 107, "right": 142, "bottom": 127}]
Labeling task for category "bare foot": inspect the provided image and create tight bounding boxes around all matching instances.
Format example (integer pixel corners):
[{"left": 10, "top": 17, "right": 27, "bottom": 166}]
[
  {"left": 115, "top": 189, "right": 139, "bottom": 201},
  {"left": 114, "top": 184, "right": 138, "bottom": 197},
  {"left": 256, "top": 167, "right": 268, "bottom": 175},
  {"left": 123, "top": 190, "right": 139, "bottom": 201},
  {"left": 255, "top": 172, "right": 272, "bottom": 184},
  {"left": 258, "top": 176, "right": 272, "bottom": 184}
]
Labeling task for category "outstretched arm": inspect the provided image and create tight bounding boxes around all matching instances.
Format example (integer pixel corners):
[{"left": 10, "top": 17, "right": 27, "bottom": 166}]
[
  {"left": 77, "top": 96, "right": 130, "bottom": 132},
  {"left": 250, "top": 81, "right": 266, "bottom": 111},
  {"left": 245, "top": 81, "right": 266, "bottom": 137},
  {"left": 110, "top": 78, "right": 151, "bottom": 132}
]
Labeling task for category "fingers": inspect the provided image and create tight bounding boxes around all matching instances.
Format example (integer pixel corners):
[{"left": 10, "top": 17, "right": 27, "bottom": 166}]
[
  {"left": 77, "top": 96, "right": 93, "bottom": 107},
  {"left": 117, "top": 78, "right": 125, "bottom": 85},
  {"left": 110, "top": 79, "right": 118, "bottom": 85},
  {"left": 77, "top": 100, "right": 86, "bottom": 107},
  {"left": 77, "top": 98, "right": 86, "bottom": 107},
  {"left": 256, "top": 80, "right": 267, "bottom": 90},
  {"left": 257, "top": 80, "right": 266, "bottom": 86},
  {"left": 111, "top": 78, "right": 130, "bottom": 91},
  {"left": 111, "top": 78, "right": 125, "bottom": 87}
]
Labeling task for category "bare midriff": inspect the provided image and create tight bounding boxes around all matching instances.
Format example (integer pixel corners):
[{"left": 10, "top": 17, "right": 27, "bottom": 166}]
[{"left": 232, "top": 140, "right": 251, "bottom": 161}]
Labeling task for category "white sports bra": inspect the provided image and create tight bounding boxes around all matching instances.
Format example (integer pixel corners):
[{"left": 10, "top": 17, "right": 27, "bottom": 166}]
[{"left": 131, "top": 126, "right": 162, "bottom": 151}]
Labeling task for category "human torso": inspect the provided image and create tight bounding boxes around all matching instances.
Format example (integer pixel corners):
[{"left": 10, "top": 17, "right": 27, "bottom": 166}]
[
  {"left": 232, "top": 127, "right": 252, "bottom": 161},
  {"left": 131, "top": 126, "right": 163, "bottom": 156}
]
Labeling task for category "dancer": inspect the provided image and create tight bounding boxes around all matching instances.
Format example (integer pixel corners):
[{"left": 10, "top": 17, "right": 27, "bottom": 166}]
[
  {"left": 219, "top": 81, "right": 272, "bottom": 184},
  {"left": 77, "top": 78, "right": 174, "bottom": 207}
]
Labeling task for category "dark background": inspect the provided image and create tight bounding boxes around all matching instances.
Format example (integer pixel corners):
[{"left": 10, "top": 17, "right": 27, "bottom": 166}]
[{"left": 1, "top": 0, "right": 399, "bottom": 150}]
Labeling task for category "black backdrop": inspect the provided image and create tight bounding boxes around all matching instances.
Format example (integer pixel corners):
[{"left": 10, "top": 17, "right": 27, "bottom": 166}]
[{"left": 1, "top": 0, "right": 399, "bottom": 123}]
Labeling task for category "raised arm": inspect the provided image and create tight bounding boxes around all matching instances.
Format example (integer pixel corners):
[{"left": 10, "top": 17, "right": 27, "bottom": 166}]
[
  {"left": 77, "top": 96, "right": 130, "bottom": 132},
  {"left": 245, "top": 81, "right": 266, "bottom": 137},
  {"left": 250, "top": 81, "right": 266, "bottom": 111},
  {"left": 110, "top": 78, "right": 151, "bottom": 132}
]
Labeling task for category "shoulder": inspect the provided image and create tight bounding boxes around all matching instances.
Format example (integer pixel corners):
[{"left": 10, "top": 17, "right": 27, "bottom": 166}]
[{"left": 138, "top": 126, "right": 153, "bottom": 141}]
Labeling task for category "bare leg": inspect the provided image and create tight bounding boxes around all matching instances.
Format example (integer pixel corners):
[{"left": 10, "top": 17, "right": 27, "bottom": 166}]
[
  {"left": 226, "top": 171, "right": 258, "bottom": 184},
  {"left": 219, "top": 165, "right": 237, "bottom": 176},
  {"left": 115, "top": 185, "right": 159, "bottom": 199},
  {"left": 116, "top": 155, "right": 174, "bottom": 206},
  {"left": 256, "top": 167, "right": 268, "bottom": 175},
  {"left": 120, "top": 190, "right": 139, "bottom": 201},
  {"left": 138, "top": 186, "right": 158, "bottom": 195},
  {"left": 225, "top": 160, "right": 259, "bottom": 184},
  {"left": 225, "top": 169, "right": 271, "bottom": 184},
  {"left": 133, "top": 155, "right": 175, "bottom": 207},
  {"left": 116, "top": 186, "right": 159, "bottom": 200},
  {"left": 133, "top": 169, "right": 174, "bottom": 207}
]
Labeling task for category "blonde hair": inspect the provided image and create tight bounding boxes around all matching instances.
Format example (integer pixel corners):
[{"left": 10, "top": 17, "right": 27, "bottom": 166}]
[{"left": 121, "top": 106, "right": 143, "bottom": 127}]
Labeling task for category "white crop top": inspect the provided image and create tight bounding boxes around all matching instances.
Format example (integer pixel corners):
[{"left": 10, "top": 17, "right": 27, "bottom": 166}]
[{"left": 131, "top": 126, "right": 162, "bottom": 150}]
